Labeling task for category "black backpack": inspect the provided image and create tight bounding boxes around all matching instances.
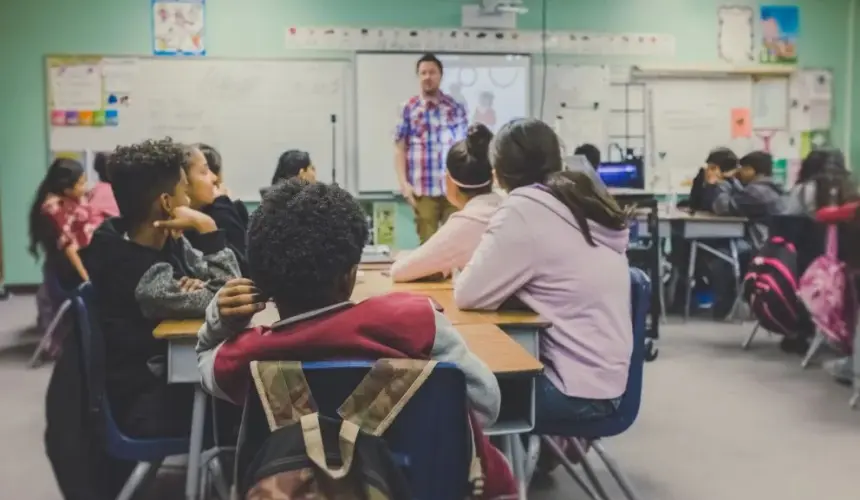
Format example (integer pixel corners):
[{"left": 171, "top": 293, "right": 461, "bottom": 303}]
[
  {"left": 742, "top": 236, "right": 813, "bottom": 336},
  {"left": 237, "top": 359, "right": 483, "bottom": 499}
]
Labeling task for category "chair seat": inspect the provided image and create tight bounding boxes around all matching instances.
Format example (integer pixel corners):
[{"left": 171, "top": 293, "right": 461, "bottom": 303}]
[{"left": 101, "top": 402, "right": 190, "bottom": 462}]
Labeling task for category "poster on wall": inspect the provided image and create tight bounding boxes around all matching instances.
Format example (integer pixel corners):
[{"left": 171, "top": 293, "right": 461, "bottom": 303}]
[
  {"left": 717, "top": 6, "right": 754, "bottom": 63},
  {"left": 373, "top": 203, "right": 396, "bottom": 247},
  {"left": 47, "top": 57, "right": 107, "bottom": 127},
  {"left": 759, "top": 5, "right": 799, "bottom": 64},
  {"left": 152, "top": 0, "right": 206, "bottom": 56}
]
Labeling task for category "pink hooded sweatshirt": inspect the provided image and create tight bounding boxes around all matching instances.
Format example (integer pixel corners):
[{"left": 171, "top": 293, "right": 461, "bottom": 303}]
[{"left": 391, "top": 192, "right": 503, "bottom": 282}]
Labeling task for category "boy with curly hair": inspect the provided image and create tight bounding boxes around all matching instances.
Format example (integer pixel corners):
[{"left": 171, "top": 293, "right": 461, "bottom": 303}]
[
  {"left": 196, "top": 179, "right": 516, "bottom": 498},
  {"left": 85, "top": 138, "right": 241, "bottom": 438}
]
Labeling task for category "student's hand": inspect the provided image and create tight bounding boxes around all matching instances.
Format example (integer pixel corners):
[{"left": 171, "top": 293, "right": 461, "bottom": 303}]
[
  {"left": 154, "top": 206, "right": 217, "bottom": 234},
  {"left": 217, "top": 278, "right": 266, "bottom": 319},
  {"left": 723, "top": 168, "right": 739, "bottom": 179},
  {"left": 399, "top": 183, "right": 416, "bottom": 207},
  {"left": 704, "top": 166, "right": 723, "bottom": 185},
  {"left": 178, "top": 277, "right": 206, "bottom": 292},
  {"left": 215, "top": 183, "right": 231, "bottom": 198}
]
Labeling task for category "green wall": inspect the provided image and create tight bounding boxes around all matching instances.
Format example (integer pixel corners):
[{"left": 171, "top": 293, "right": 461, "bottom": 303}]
[{"left": 0, "top": 0, "right": 855, "bottom": 284}]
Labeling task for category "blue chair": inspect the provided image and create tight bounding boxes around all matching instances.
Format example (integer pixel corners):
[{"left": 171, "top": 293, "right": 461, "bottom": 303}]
[
  {"left": 237, "top": 361, "right": 472, "bottom": 500},
  {"left": 541, "top": 267, "right": 649, "bottom": 500},
  {"left": 73, "top": 282, "right": 190, "bottom": 500},
  {"left": 30, "top": 266, "right": 75, "bottom": 367}
]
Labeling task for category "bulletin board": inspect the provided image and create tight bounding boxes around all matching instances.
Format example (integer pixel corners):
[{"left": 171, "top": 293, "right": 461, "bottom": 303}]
[{"left": 46, "top": 56, "right": 352, "bottom": 200}]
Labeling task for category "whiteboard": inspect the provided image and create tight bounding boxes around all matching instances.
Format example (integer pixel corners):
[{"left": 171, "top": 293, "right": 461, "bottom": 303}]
[
  {"left": 644, "top": 77, "right": 754, "bottom": 193},
  {"left": 534, "top": 63, "right": 612, "bottom": 159},
  {"left": 48, "top": 57, "right": 351, "bottom": 200},
  {"left": 355, "top": 52, "right": 531, "bottom": 193}
]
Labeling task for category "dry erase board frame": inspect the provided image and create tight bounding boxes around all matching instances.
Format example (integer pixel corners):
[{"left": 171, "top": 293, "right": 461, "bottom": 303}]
[
  {"left": 353, "top": 50, "right": 532, "bottom": 195},
  {"left": 44, "top": 54, "right": 352, "bottom": 200}
]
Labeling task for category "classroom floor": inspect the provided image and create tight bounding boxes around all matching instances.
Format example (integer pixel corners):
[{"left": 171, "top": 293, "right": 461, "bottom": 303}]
[{"left": 2, "top": 294, "right": 860, "bottom": 500}]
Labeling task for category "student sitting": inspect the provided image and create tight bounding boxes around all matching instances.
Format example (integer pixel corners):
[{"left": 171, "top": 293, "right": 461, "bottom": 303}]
[
  {"left": 195, "top": 179, "right": 516, "bottom": 498},
  {"left": 783, "top": 148, "right": 847, "bottom": 216},
  {"left": 683, "top": 147, "right": 738, "bottom": 211},
  {"left": 85, "top": 138, "right": 240, "bottom": 438},
  {"left": 28, "top": 158, "right": 96, "bottom": 288},
  {"left": 573, "top": 143, "right": 601, "bottom": 171},
  {"left": 390, "top": 124, "right": 502, "bottom": 282},
  {"left": 272, "top": 149, "right": 317, "bottom": 185},
  {"left": 198, "top": 142, "right": 250, "bottom": 225},
  {"left": 454, "top": 118, "right": 633, "bottom": 432},
  {"left": 184, "top": 143, "right": 249, "bottom": 274},
  {"left": 87, "top": 152, "right": 120, "bottom": 226},
  {"left": 704, "top": 150, "right": 784, "bottom": 218}
]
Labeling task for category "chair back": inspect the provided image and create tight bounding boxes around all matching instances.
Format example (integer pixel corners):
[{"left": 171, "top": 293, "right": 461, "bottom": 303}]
[
  {"left": 570, "top": 267, "right": 650, "bottom": 439},
  {"left": 766, "top": 215, "right": 826, "bottom": 275},
  {"left": 238, "top": 361, "right": 471, "bottom": 499},
  {"left": 73, "top": 282, "right": 188, "bottom": 461}
]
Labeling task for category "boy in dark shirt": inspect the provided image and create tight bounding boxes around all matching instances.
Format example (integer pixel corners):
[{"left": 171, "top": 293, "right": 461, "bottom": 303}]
[
  {"left": 704, "top": 150, "right": 784, "bottom": 220},
  {"left": 85, "top": 138, "right": 240, "bottom": 437}
]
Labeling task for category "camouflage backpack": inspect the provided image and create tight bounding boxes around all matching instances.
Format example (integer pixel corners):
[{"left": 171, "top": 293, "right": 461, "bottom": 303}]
[{"left": 238, "top": 359, "right": 484, "bottom": 499}]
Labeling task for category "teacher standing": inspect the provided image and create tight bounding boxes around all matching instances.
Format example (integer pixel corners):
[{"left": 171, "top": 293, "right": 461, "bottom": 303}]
[{"left": 394, "top": 53, "right": 469, "bottom": 243}]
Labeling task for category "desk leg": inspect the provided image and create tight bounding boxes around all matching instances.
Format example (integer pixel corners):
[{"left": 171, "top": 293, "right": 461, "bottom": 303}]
[
  {"left": 728, "top": 240, "right": 742, "bottom": 322},
  {"left": 504, "top": 434, "right": 528, "bottom": 499},
  {"left": 684, "top": 242, "right": 698, "bottom": 322},
  {"left": 657, "top": 237, "right": 667, "bottom": 324},
  {"left": 185, "top": 386, "right": 207, "bottom": 500}
]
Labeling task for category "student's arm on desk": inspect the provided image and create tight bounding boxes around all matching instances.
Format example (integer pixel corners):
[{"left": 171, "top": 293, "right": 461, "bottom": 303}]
[
  {"left": 181, "top": 231, "right": 242, "bottom": 289},
  {"left": 195, "top": 293, "right": 255, "bottom": 403},
  {"left": 430, "top": 307, "right": 501, "bottom": 426},
  {"left": 135, "top": 232, "right": 240, "bottom": 319},
  {"left": 706, "top": 179, "right": 744, "bottom": 216},
  {"left": 390, "top": 215, "right": 475, "bottom": 283},
  {"left": 454, "top": 204, "right": 533, "bottom": 310}
]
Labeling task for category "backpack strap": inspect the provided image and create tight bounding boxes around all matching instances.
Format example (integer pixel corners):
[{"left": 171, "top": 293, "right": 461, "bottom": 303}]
[
  {"left": 826, "top": 224, "right": 838, "bottom": 257},
  {"left": 250, "top": 360, "right": 318, "bottom": 431},
  {"left": 337, "top": 359, "right": 437, "bottom": 436},
  {"left": 466, "top": 415, "right": 485, "bottom": 498},
  {"left": 300, "top": 413, "right": 360, "bottom": 480}
]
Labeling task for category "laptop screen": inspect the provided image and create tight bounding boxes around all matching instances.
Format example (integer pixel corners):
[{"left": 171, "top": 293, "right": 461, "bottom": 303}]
[{"left": 597, "top": 162, "right": 643, "bottom": 189}]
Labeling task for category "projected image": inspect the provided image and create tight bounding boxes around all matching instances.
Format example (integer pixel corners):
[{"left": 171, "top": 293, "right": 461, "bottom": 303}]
[{"left": 441, "top": 57, "right": 529, "bottom": 133}]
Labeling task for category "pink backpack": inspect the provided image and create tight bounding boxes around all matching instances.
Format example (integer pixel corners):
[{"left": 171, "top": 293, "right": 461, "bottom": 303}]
[{"left": 797, "top": 225, "right": 854, "bottom": 351}]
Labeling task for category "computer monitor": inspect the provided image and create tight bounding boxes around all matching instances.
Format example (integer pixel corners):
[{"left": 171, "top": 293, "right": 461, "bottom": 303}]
[{"left": 597, "top": 160, "right": 644, "bottom": 189}]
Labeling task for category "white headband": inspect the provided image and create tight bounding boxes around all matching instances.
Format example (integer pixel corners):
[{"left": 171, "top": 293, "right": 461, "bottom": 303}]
[{"left": 449, "top": 177, "right": 493, "bottom": 189}]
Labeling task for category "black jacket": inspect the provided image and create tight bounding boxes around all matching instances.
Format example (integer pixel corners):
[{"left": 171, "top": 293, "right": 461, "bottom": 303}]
[
  {"left": 84, "top": 217, "right": 240, "bottom": 409},
  {"left": 185, "top": 195, "right": 249, "bottom": 275}
]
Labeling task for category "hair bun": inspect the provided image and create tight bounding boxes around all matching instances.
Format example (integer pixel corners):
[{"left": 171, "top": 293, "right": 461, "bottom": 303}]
[{"left": 465, "top": 123, "right": 493, "bottom": 162}]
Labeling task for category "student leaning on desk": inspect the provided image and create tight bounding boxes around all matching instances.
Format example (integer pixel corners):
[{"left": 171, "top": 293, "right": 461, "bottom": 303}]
[
  {"left": 454, "top": 118, "right": 633, "bottom": 468},
  {"left": 85, "top": 139, "right": 242, "bottom": 438},
  {"left": 195, "top": 179, "right": 517, "bottom": 498}
]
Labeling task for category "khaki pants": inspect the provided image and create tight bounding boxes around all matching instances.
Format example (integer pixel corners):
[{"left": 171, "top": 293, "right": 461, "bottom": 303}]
[{"left": 413, "top": 195, "right": 457, "bottom": 243}]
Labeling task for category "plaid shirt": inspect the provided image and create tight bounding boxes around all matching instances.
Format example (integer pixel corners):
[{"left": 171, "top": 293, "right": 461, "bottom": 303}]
[{"left": 394, "top": 92, "right": 468, "bottom": 197}]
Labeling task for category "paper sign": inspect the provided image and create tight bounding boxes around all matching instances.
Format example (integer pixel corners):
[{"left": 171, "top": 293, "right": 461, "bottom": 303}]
[
  {"left": 731, "top": 108, "right": 752, "bottom": 138},
  {"left": 718, "top": 6, "right": 754, "bottom": 63},
  {"left": 50, "top": 64, "right": 103, "bottom": 111}
]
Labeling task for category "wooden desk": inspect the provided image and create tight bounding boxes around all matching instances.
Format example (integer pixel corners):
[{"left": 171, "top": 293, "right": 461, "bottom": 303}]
[
  {"left": 155, "top": 271, "right": 544, "bottom": 338},
  {"left": 634, "top": 210, "right": 747, "bottom": 240},
  {"left": 457, "top": 324, "right": 543, "bottom": 375}
]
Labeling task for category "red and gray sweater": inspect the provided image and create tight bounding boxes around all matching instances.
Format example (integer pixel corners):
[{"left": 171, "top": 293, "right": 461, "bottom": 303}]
[{"left": 196, "top": 292, "right": 515, "bottom": 499}]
